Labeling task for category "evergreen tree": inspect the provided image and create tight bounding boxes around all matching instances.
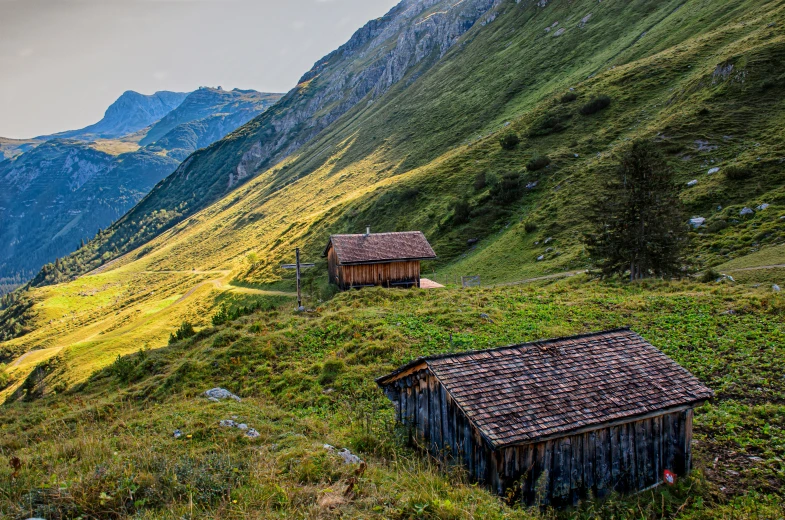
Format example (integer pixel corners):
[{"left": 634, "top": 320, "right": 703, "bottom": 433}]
[{"left": 584, "top": 140, "right": 689, "bottom": 280}]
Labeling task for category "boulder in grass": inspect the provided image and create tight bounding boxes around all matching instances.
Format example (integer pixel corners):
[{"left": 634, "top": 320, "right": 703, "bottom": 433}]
[
  {"left": 204, "top": 388, "right": 242, "bottom": 402},
  {"left": 689, "top": 217, "right": 706, "bottom": 228},
  {"left": 707, "top": 167, "right": 720, "bottom": 175},
  {"left": 757, "top": 203, "right": 769, "bottom": 211},
  {"left": 740, "top": 207, "right": 754, "bottom": 216},
  {"left": 687, "top": 179, "right": 698, "bottom": 187},
  {"left": 774, "top": 284, "right": 781, "bottom": 293}
]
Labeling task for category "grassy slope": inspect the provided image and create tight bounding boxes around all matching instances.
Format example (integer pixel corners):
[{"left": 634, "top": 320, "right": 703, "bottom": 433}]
[
  {"left": 2, "top": 0, "right": 785, "bottom": 516},
  {"left": 1, "top": 279, "right": 783, "bottom": 518}
]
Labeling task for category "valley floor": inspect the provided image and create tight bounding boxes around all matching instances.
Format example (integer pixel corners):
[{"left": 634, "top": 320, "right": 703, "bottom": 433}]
[{"left": 1, "top": 276, "right": 783, "bottom": 519}]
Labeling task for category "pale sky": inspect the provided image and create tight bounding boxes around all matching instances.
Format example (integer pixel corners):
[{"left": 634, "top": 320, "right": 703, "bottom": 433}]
[{"left": 0, "top": 0, "right": 401, "bottom": 138}]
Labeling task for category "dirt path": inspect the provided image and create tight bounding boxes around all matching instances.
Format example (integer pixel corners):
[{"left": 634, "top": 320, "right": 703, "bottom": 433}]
[
  {"left": 723, "top": 264, "right": 785, "bottom": 272},
  {"left": 8, "top": 346, "right": 63, "bottom": 369}
]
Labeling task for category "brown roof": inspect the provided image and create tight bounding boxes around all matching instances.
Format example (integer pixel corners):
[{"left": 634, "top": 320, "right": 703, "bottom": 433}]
[
  {"left": 323, "top": 231, "right": 436, "bottom": 265},
  {"left": 377, "top": 329, "right": 713, "bottom": 448}
]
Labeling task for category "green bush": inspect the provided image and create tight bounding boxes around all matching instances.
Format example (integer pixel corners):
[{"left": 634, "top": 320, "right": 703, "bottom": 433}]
[
  {"left": 452, "top": 199, "right": 472, "bottom": 224},
  {"left": 498, "top": 130, "right": 520, "bottom": 150},
  {"left": 473, "top": 171, "right": 487, "bottom": 191},
  {"left": 700, "top": 269, "right": 721, "bottom": 283},
  {"left": 490, "top": 172, "right": 524, "bottom": 204},
  {"left": 528, "top": 113, "right": 570, "bottom": 137},
  {"left": 0, "top": 364, "right": 9, "bottom": 389},
  {"left": 560, "top": 91, "right": 578, "bottom": 103},
  {"left": 319, "top": 358, "right": 344, "bottom": 386},
  {"left": 524, "top": 221, "right": 538, "bottom": 233},
  {"left": 169, "top": 321, "right": 196, "bottom": 345},
  {"left": 580, "top": 95, "right": 611, "bottom": 115},
  {"left": 526, "top": 155, "right": 551, "bottom": 171},
  {"left": 725, "top": 165, "right": 753, "bottom": 181}
]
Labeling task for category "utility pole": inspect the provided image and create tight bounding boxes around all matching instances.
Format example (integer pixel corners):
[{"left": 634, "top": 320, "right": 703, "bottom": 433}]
[{"left": 281, "top": 247, "right": 315, "bottom": 310}]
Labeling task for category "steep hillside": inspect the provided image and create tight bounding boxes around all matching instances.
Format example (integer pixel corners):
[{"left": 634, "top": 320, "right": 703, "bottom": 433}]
[
  {"left": 38, "top": 90, "right": 188, "bottom": 141},
  {"left": 0, "top": 89, "right": 282, "bottom": 288}
]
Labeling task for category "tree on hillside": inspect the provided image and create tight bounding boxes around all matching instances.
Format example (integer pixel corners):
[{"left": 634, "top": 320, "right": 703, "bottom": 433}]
[{"left": 584, "top": 140, "right": 689, "bottom": 280}]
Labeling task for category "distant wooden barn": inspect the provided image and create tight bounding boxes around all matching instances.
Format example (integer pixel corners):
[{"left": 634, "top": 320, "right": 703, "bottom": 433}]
[
  {"left": 322, "top": 230, "right": 436, "bottom": 290},
  {"left": 376, "top": 329, "right": 713, "bottom": 507}
]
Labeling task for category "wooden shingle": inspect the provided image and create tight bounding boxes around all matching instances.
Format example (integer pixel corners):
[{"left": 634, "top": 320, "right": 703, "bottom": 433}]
[
  {"left": 322, "top": 231, "right": 436, "bottom": 265},
  {"left": 377, "top": 328, "right": 713, "bottom": 448}
]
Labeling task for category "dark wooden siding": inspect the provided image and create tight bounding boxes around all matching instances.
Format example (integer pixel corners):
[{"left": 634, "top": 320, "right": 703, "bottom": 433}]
[
  {"left": 383, "top": 369, "right": 695, "bottom": 508},
  {"left": 326, "top": 244, "right": 421, "bottom": 290}
]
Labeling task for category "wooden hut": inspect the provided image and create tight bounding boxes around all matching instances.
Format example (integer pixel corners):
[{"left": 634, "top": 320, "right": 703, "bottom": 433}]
[
  {"left": 376, "top": 329, "right": 713, "bottom": 507},
  {"left": 322, "top": 230, "right": 436, "bottom": 290}
]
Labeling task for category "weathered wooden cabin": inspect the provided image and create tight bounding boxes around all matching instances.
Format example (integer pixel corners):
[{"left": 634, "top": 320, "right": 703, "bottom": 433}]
[
  {"left": 322, "top": 230, "right": 436, "bottom": 290},
  {"left": 376, "top": 329, "right": 713, "bottom": 507}
]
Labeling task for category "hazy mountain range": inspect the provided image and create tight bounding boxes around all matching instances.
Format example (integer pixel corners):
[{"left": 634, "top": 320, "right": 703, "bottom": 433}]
[{"left": 0, "top": 87, "right": 282, "bottom": 289}]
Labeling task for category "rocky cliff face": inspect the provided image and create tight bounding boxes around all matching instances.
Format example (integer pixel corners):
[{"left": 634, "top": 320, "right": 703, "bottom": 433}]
[{"left": 91, "top": 0, "right": 503, "bottom": 262}]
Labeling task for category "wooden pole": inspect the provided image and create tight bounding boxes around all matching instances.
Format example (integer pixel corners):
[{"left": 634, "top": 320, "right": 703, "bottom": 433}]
[{"left": 296, "top": 247, "right": 302, "bottom": 309}]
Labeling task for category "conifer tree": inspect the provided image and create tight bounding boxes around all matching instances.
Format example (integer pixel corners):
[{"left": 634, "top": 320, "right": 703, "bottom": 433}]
[{"left": 584, "top": 140, "right": 689, "bottom": 280}]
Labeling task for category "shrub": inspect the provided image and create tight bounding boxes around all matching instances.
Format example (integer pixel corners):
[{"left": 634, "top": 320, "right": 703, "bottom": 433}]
[
  {"left": 319, "top": 358, "right": 344, "bottom": 385},
  {"left": 527, "top": 155, "right": 551, "bottom": 172},
  {"left": 700, "top": 269, "right": 721, "bottom": 283},
  {"left": 725, "top": 165, "right": 753, "bottom": 181},
  {"left": 707, "top": 220, "right": 728, "bottom": 233},
  {"left": 0, "top": 364, "right": 9, "bottom": 389},
  {"left": 169, "top": 321, "right": 196, "bottom": 344},
  {"left": 452, "top": 199, "right": 472, "bottom": 225},
  {"left": 473, "top": 171, "right": 487, "bottom": 191},
  {"left": 524, "top": 221, "right": 538, "bottom": 233},
  {"left": 498, "top": 130, "right": 520, "bottom": 150},
  {"left": 528, "top": 113, "right": 570, "bottom": 137},
  {"left": 560, "top": 91, "right": 578, "bottom": 103},
  {"left": 580, "top": 95, "right": 611, "bottom": 115},
  {"left": 490, "top": 172, "right": 524, "bottom": 204}
]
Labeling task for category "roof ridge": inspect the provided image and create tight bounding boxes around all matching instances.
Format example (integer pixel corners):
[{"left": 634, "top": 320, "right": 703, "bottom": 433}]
[{"left": 375, "top": 327, "right": 633, "bottom": 384}]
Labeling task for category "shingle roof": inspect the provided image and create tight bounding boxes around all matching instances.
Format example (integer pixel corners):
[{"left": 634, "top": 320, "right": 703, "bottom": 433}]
[
  {"left": 323, "top": 231, "right": 437, "bottom": 264},
  {"left": 377, "top": 329, "right": 713, "bottom": 448}
]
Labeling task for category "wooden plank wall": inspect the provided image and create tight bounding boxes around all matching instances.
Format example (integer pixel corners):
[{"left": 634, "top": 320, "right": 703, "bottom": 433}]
[
  {"left": 338, "top": 260, "right": 421, "bottom": 289},
  {"left": 383, "top": 370, "right": 694, "bottom": 508}
]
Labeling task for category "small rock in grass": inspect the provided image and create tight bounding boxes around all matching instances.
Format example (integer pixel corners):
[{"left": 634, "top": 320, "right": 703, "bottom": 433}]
[
  {"left": 173, "top": 429, "right": 183, "bottom": 439},
  {"left": 707, "top": 167, "right": 720, "bottom": 174},
  {"left": 537, "top": 255, "right": 545, "bottom": 261},
  {"left": 525, "top": 181, "right": 538, "bottom": 190},
  {"left": 545, "top": 247, "right": 554, "bottom": 253},
  {"left": 337, "top": 448, "right": 362, "bottom": 465},
  {"left": 544, "top": 237, "right": 553, "bottom": 244},
  {"left": 204, "top": 388, "right": 242, "bottom": 402},
  {"left": 689, "top": 217, "right": 706, "bottom": 228},
  {"left": 219, "top": 419, "right": 237, "bottom": 428},
  {"left": 237, "top": 423, "right": 249, "bottom": 430},
  {"left": 687, "top": 179, "right": 698, "bottom": 187},
  {"left": 773, "top": 284, "right": 781, "bottom": 292},
  {"left": 245, "top": 429, "right": 260, "bottom": 439},
  {"left": 740, "top": 207, "right": 754, "bottom": 216},
  {"left": 749, "top": 456, "right": 764, "bottom": 462},
  {"left": 757, "top": 203, "right": 769, "bottom": 211},
  {"left": 324, "top": 444, "right": 335, "bottom": 452}
]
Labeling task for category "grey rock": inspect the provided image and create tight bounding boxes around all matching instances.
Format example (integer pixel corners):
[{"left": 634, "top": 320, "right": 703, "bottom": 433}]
[
  {"left": 245, "top": 429, "right": 260, "bottom": 439},
  {"left": 237, "top": 423, "right": 249, "bottom": 430},
  {"left": 687, "top": 179, "right": 698, "bottom": 187},
  {"left": 544, "top": 237, "right": 553, "bottom": 244},
  {"left": 467, "top": 238, "right": 479, "bottom": 245},
  {"left": 773, "top": 284, "right": 781, "bottom": 292},
  {"left": 525, "top": 181, "right": 538, "bottom": 190},
  {"left": 337, "top": 448, "right": 362, "bottom": 465},
  {"left": 740, "top": 207, "right": 754, "bottom": 216},
  {"left": 537, "top": 255, "right": 545, "bottom": 261},
  {"left": 545, "top": 247, "right": 554, "bottom": 253},
  {"left": 204, "top": 388, "right": 242, "bottom": 402},
  {"left": 707, "top": 167, "right": 720, "bottom": 174},
  {"left": 757, "top": 203, "right": 769, "bottom": 211},
  {"left": 173, "top": 429, "right": 183, "bottom": 439},
  {"left": 689, "top": 217, "right": 706, "bottom": 228}
]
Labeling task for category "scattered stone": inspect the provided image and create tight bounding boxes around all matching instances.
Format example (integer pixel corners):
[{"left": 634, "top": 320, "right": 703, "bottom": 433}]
[
  {"left": 324, "top": 444, "right": 335, "bottom": 451},
  {"left": 245, "top": 429, "right": 260, "bottom": 439},
  {"left": 545, "top": 247, "right": 554, "bottom": 253},
  {"left": 687, "top": 179, "right": 698, "bottom": 187},
  {"left": 297, "top": 306, "right": 306, "bottom": 312},
  {"left": 322, "top": 387, "right": 335, "bottom": 394},
  {"left": 554, "top": 27, "right": 566, "bottom": 36},
  {"left": 757, "top": 203, "right": 769, "bottom": 211},
  {"left": 694, "top": 140, "right": 717, "bottom": 152},
  {"left": 579, "top": 13, "right": 592, "bottom": 28},
  {"left": 544, "top": 237, "right": 553, "bottom": 244},
  {"left": 480, "top": 313, "right": 494, "bottom": 323},
  {"left": 204, "top": 388, "right": 242, "bottom": 402},
  {"left": 774, "top": 284, "right": 781, "bottom": 293},
  {"left": 574, "top": 153, "right": 579, "bottom": 158},
  {"left": 725, "top": 470, "right": 740, "bottom": 477},
  {"left": 689, "top": 217, "right": 706, "bottom": 228},
  {"left": 237, "top": 423, "right": 249, "bottom": 430},
  {"left": 707, "top": 167, "right": 720, "bottom": 174},
  {"left": 537, "top": 255, "right": 545, "bottom": 261},
  {"left": 749, "top": 456, "right": 765, "bottom": 462},
  {"left": 173, "top": 429, "right": 183, "bottom": 439},
  {"left": 337, "top": 448, "right": 362, "bottom": 465},
  {"left": 467, "top": 238, "right": 479, "bottom": 246},
  {"left": 525, "top": 181, "right": 538, "bottom": 190},
  {"left": 219, "top": 419, "right": 238, "bottom": 428},
  {"left": 740, "top": 207, "right": 754, "bottom": 216}
]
